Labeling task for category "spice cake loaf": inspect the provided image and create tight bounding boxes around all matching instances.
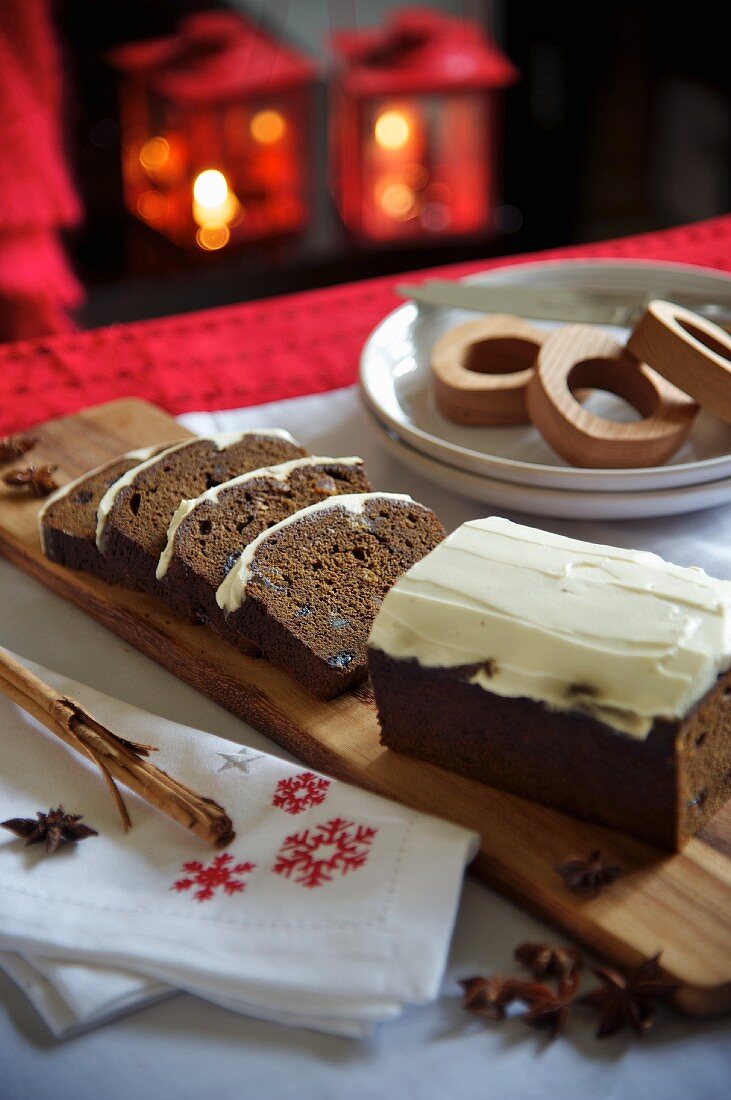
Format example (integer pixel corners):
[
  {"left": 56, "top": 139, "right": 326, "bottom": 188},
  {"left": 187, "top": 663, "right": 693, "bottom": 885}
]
[
  {"left": 39, "top": 443, "right": 175, "bottom": 576},
  {"left": 95, "top": 431, "right": 307, "bottom": 592},
  {"left": 216, "top": 492, "right": 446, "bottom": 699},
  {"left": 368, "top": 516, "right": 731, "bottom": 850},
  {"left": 155, "top": 456, "right": 372, "bottom": 627}
]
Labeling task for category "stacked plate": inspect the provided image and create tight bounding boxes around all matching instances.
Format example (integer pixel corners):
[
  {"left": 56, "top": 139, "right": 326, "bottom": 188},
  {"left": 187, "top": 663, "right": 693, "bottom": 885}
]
[{"left": 359, "top": 259, "right": 731, "bottom": 519}]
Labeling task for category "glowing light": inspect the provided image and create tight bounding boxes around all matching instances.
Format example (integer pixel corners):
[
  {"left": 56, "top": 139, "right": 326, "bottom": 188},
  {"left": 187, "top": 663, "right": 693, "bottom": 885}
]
[
  {"left": 136, "top": 190, "right": 167, "bottom": 221},
  {"left": 193, "top": 169, "right": 229, "bottom": 208},
  {"left": 192, "top": 169, "right": 240, "bottom": 228},
  {"left": 250, "top": 109, "right": 286, "bottom": 144},
  {"left": 379, "top": 182, "right": 416, "bottom": 219},
  {"left": 374, "top": 110, "right": 411, "bottom": 151},
  {"left": 196, "top": 222, "right": 231, "bottom": 251},
  {"left": 139, "top": 136, "right": 170, "bottom": 172}
]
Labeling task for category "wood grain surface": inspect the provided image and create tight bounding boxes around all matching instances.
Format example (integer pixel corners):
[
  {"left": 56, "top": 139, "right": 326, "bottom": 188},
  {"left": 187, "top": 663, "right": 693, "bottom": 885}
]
[
  {"left": 627, "top": 299, "right": 731, "bottom": 425},
  {"left": 430, "top": 314, "right": 543, "bottom": 426},
  {"left": 527, "top": 325, "right": 699, "bottom": 467},
  {"left": 1, "top": 398, "right": 729, "bottom": 1016}
]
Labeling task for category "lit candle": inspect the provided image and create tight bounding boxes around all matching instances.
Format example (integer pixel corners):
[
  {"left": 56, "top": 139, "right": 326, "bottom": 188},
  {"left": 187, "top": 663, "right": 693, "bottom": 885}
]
[
  {"left": 373, "top": 109, "right": 412, "bottom": 151},
  {"left": 192, "top": 169, "right": 241, "bottom": 249}
]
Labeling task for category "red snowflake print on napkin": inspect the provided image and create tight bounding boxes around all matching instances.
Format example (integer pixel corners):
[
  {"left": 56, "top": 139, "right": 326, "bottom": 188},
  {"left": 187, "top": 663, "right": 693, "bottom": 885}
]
[
  {"left": 172, "top": 853, "right": 256, "bottom": 902},
  {"left": 272, "top": 771, "right": 331, "bottom": 815},
  {"left": 272, "top": 817, "right": 378, "bottom": 889}
]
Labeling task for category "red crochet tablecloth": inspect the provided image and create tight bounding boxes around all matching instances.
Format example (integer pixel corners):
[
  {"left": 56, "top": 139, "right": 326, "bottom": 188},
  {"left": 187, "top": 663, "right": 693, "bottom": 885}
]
[{"left": 1, "top": 214, "right": 730, "bottom": 435}]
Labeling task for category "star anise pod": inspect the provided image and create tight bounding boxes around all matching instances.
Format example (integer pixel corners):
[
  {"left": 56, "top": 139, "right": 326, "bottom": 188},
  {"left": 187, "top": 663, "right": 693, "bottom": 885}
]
[
  {"left": 0, "top": 435, "right": 37, "bottom": 463},
  {"left": 3, "top": 463, "right": 59, "bottom": 497},
  {"left": 515, "top": 941, "right": 583, "bottom": 982},
  {"left": 459, "top": 975, "right": 525, "bottom": 1020},
  {"left": 518, "top": 974, "right": 580, "bottom": 1039},
  {"left": 580, "top": 953, "right": 677, "bottom": 1037},
  {"left": 461, "top": 972, "right": 579, "bottom": 1039},
  {"left": 555, "top": 850, "right": 624, "bottom": 898},
  {"left": 2, "top": 805, "right": 98, "bottom": 854}
]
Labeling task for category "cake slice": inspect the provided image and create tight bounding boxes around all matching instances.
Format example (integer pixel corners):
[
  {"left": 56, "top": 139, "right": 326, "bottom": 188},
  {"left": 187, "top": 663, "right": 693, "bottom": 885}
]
[
  {"left": 368, "top": 516, "right": 731, "bottom": 850},
  {"left": 216, "top": 492, "right": 446, "bottom": 699},
  {"left": 39, "top": 443, "right": 175, "bottom": 576},
  {"left": 96, "top": 431, "right": 307, "bottom": 592},
  {"left": 155, "top": 456, "right": 373, "bottom": 627}
]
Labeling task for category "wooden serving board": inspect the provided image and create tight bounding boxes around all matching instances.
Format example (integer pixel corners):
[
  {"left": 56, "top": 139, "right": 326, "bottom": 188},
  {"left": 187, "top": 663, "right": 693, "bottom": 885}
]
[{"left": 1, "top": 398, "right": 730, "bottom": 1016}]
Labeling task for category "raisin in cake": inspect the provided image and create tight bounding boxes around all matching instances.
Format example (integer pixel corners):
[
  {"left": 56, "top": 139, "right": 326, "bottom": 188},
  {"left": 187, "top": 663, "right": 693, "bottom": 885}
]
[
  {"left": 155, "top": 456, "right": 372, "bottom": 627},
  {"left": 216, "top": 493, "right": 446, "bottom": 699},
  {"left": 39, "top": 443, "right": 174, "bottom": 576},
  {"left": 368, "top": 516, "right": 731, "bottom": 850},
  {"left": 96, "top": 431, "right": 306, "bottom": 592}
]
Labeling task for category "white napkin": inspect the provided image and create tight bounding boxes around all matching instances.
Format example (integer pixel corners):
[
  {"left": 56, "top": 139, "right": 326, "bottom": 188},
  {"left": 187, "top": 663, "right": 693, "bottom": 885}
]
[{"left": 0, "top": 653, "right": 477, "bottom": 1038}]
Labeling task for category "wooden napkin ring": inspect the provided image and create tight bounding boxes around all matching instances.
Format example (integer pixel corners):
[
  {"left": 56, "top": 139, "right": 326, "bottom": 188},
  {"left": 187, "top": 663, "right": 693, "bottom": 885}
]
[
  {"left": 431, "top": 315, "right": 545, "bottom": 425},
  {"left": 627, "top": 299, "right": 731, "bottom": 425},
  {"left": 526, "top": 325, "right": 699, "bottom": 468}
]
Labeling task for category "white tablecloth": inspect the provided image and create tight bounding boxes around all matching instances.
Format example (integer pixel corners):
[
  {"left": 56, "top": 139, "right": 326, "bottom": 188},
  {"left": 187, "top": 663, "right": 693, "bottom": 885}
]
[{"left": 2, "top": 386, "right": 729, "bottom": 1100}]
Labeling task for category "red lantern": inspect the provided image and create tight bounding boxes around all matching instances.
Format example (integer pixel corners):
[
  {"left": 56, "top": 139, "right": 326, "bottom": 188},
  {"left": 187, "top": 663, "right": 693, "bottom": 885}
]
[
  {"left": 109, "top": 12, "right": 316, "bottom": 251},
  {"left": 329, "top": 8, "right": 517, "bottom": 242}
]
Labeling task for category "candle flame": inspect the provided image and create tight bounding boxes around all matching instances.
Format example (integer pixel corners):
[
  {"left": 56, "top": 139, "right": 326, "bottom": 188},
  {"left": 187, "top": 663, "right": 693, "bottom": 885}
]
[
  {"left": 193, "top": 169, "right": 229, "bottom": 209},
  {"left": 192, "top": 169, "right": 240, "bottom": 243},
  {"left": 374, "top": 110, "right": 411, "bottom": 151}
]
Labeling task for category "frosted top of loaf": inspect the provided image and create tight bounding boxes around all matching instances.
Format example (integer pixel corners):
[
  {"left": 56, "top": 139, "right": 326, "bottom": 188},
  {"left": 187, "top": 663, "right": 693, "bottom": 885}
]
[
  {"left": 94, "top": 430, "right": 297, "bottom": 551},
  {"left": 368, "top": 515, "right": 731, "bottom": 739},
  {"left": 216, "top": 492, "right": 413, "bottom": 615},
  {"left": 155, "top": 456, "right": 364, "bottom": 580}
]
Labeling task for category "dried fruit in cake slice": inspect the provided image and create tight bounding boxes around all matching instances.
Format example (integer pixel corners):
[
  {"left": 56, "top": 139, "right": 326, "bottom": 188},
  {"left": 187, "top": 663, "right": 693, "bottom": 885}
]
[
  {"left": 39, "top": 443, "right": 175, "bottom": 576},
  {"left": 96, "top": 431, "right": 307, "bottom": 592},
  {"left": 156, "top": 456, "right": 373, "bottom": 627},
  {"left": 215, "top": 492, "right": 446, "bottom": 699}
]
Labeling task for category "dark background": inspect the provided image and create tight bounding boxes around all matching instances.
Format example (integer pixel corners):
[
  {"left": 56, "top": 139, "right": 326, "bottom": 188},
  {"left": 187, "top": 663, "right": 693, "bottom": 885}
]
[{"left": 56, "top": 0, "right": 731, "bottom": 328}]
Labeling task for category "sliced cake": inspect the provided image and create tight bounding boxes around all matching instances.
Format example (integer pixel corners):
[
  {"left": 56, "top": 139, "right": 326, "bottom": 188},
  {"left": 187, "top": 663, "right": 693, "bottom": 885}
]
[
  {"left": 39, "top": 443, "right": 175, "bottom": 576},
  {"left": 368, "top": 516, "right": 731, "bottom": 850},
  {"left": 96, "top": 431, "right": 307, "bottom": 592},
  {"left": 156, "top": 456, "right": 373, "bottom": 627},
  {"left": 216, "top": 492, "right": 446, "bottom": 699}
]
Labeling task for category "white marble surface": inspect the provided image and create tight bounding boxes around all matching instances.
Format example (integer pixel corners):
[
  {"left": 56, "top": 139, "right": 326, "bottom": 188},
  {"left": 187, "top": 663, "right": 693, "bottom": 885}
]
[{"left": 1, "top": 386, "right": 730, "bottom": 1100}]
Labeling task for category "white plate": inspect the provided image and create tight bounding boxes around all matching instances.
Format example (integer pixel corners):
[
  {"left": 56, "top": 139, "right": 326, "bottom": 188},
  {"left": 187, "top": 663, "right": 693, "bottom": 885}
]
[
  {"left": 359, "top": 259, "right": 731, "bottom": 492},
  {"left": 366, "top": 404, "right": 731, "bottom": 520}
]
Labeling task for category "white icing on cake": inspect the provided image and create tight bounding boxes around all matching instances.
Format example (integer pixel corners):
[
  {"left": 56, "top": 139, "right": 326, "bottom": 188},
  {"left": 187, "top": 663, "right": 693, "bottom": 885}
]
[
  {"left": 368, "top": 515, "right": 731, "bottom": 739},
  {"left": 155, "top": 456, "right": 364, "bottom": 580},
  {"left": 216, "top": 492, "right": 413, "bottom": 615},
  {"left": 94, "top": 430, "right": 298, "bottom": 553},
  {"left": 37, "top": 444, "right": 161, "bottom": 554}
]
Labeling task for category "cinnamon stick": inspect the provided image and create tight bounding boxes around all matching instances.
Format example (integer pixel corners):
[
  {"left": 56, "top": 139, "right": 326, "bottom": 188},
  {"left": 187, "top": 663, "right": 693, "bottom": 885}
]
[{"left": 0, "top": 649, "right": 234, "bottom": 848}]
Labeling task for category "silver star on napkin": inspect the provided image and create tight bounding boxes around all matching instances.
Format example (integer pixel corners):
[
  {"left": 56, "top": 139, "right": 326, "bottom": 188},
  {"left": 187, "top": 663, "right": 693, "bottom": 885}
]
[{"left": 215, "top": 750, "right": 263, "bottom": 776}]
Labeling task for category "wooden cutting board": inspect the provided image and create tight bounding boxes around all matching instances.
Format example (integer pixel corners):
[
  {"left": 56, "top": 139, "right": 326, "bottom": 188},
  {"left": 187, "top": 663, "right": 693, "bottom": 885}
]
[{"left": 1, "top": 398, "right": 729, "bottom": 1017}]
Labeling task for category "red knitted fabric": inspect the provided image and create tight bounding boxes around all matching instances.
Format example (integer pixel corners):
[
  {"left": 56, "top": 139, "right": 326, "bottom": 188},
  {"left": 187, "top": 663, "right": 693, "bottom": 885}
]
[
  {"left": 0, "top": 0, "right": 83, "bottom": 342},
  {"left": 0, "top": 214, "right": 729, "bottom": 435}
]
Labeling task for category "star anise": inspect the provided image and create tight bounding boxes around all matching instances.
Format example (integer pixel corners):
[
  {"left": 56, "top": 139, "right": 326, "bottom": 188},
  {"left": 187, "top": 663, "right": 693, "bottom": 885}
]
[
  {"left": 515, "top": 941, "right": 583, "bottom": 982},
  {"left": 3, "top": 464, "right": 58, "bottom": 497},
  {"left": 518, "top": 973, "right": 580, "bottom": 1038},
  {"left": 0, "top": 435, "right": 37, "bottom": 463},
  {"left": 555, "top": 850, "right": 624, "bottom": 898},
  {"left": 461, "top": 972, "right": 579, "bottom": 1039},
  {"left": 459, "top": 975, "right": 524, "bottom": 1020},
  {"left": 580, "top": 953, "right": 677, "bottom": 1038},
  {"left": 2, "top": 805, "right": 98, "bottom": 854}
]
